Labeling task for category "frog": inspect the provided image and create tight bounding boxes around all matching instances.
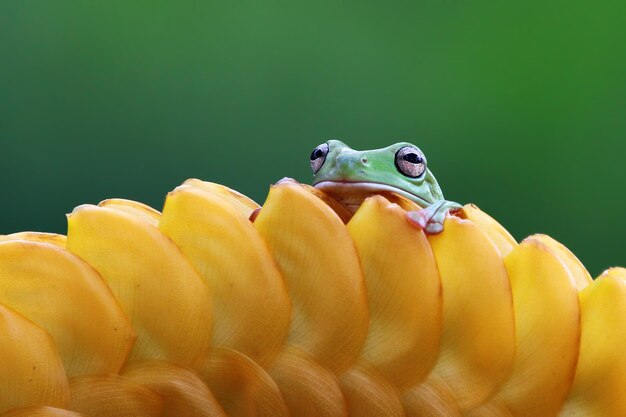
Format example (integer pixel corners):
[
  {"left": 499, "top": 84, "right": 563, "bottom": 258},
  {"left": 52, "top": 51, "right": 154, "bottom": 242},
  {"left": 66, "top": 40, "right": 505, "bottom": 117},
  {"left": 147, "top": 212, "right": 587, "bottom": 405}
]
[{"left": 310, "top": 140, "right": 461, "bottom": 234}]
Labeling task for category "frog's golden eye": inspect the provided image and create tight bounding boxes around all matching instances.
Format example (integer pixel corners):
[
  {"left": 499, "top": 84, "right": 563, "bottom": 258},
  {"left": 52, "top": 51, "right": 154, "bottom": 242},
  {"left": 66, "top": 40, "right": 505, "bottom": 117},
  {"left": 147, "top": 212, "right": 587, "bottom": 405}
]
[
  {"left": 395, "top": 146, "right": 426, "bottom": 178},
  {"left": 310, "top": 143, "right": 329, "bottom": 174}
]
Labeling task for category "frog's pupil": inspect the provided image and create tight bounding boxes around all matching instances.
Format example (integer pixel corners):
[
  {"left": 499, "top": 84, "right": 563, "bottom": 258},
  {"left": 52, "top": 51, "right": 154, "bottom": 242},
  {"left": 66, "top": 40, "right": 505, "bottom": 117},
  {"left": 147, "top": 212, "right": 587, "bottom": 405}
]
[
  {"left": 403, "top": 153, "right": 422, "bottom": 164},
  {"left": 311, "top": 148, "right": 323, "bottom": 160}
]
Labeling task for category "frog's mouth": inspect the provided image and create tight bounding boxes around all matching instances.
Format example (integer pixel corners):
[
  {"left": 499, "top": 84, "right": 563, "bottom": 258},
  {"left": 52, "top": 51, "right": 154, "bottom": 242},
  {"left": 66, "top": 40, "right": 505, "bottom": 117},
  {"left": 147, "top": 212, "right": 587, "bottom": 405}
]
[{"left": 313, "top": 180, "right": 430, "bottom": 211}]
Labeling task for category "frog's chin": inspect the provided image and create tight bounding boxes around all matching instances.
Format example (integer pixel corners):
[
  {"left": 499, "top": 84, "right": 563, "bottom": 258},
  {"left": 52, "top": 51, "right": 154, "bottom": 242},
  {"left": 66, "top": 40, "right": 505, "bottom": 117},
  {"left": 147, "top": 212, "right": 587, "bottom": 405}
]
[{"left": 313, "top": 180, "right": 430, "bottom": 212}]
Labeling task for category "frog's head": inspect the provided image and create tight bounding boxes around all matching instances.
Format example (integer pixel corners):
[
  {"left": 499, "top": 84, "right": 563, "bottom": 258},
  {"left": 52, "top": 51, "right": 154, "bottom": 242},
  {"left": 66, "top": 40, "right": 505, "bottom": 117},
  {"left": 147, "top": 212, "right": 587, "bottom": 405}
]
[{"left": 311, "top": 140, "right": 444, "bottom": 211}]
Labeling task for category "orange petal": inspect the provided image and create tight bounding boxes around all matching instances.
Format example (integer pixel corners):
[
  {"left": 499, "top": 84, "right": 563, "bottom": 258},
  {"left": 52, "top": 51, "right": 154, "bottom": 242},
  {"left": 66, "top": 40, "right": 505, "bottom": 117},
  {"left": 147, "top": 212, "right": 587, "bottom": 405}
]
[
  {"left": 347, "top": 196, "right": 441, "bottom": 389},
  {"left": 471, "top": 236, "right": 580, "bottom": 416},
  {"left": 254, "top": 181, "right": 369, "bottom": 374},
  {"left": 459, "top": 204, "right": 517, "bottom": 257},
  {"left": 402, "top": 376, "right": 462, "bottom": 417},
  {"left": 340, "top": 363, "right": 405, "bottom": 417},
  {"left": 465, "top": 402, "right": 513, "bottom": 417},
  {"left": 0, "top": 304, "right": 69, "bottom": 413},
  {"left": 269, "top": 347, "right": 347, "bottom": 417},
  {"left": 419, "top": 216, "right": 515, "bottom": 411},
  {"left": 122, "top": 360, "right": 227, "bottom": 417},
  {"left": 376, "top": 191, "right": 423, "bottom": 211},
  {"left": 0, "top": 240, "right": 134, "bottom": 376},
  {"left": 559, "top": 267, "right": 626, "bottom": 416},
  {"left": 299, "top": 183, "right": 353, "bottom": 223},
  {"left": 69, "top": 375, "right": 162, "bottom": 417},
  {"left": 0, "top": 407, "right": 84, "bottom": 417},
  {"left": 66, "top": 205, "right": 212, "bottom": 369},
  {"left": 199, "top": 347, "right": 290, "bottom": 417},
  {"left": 159, "top": 185, "right": 291, "bottom": 367}
]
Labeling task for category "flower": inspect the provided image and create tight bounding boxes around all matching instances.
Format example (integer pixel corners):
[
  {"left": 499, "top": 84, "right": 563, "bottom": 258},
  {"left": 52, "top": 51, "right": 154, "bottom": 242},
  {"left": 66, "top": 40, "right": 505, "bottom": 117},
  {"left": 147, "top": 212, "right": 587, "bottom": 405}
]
[{"left": 0, "top": 178, "right": 623, "bottom": 417}]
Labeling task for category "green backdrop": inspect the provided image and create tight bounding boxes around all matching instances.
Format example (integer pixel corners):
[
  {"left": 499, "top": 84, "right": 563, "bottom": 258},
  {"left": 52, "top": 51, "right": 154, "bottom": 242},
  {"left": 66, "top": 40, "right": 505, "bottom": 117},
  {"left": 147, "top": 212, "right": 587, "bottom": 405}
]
[{"left": 1, "top": 1, "right": 624, "bottom": 276}]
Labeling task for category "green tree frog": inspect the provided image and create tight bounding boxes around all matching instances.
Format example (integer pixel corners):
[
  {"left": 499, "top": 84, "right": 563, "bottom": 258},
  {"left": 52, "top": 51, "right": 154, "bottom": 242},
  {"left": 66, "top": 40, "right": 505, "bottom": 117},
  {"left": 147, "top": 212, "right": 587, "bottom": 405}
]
[{"left": 310, "top": 140, "right": 461, "bottom": 233}]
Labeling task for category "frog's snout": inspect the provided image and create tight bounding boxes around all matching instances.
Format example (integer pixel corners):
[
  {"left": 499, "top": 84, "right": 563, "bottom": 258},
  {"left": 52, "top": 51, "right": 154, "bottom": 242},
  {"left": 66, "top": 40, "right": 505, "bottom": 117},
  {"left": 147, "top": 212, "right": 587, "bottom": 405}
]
[
  {"left": 355, "top": 155, "right": 370, "bottom": 176},
  {"left": 337, "top": 154, "right": 366, "bottom": 168},
  {"left": 333, "top": 152, "right": 370, "bottom": 178}
]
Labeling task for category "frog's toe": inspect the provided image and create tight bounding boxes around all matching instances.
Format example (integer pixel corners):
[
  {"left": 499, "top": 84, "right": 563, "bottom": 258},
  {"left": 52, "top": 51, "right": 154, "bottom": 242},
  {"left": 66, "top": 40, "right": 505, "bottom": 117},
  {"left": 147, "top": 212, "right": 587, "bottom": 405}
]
[
  {"left": 406, "top": 209, "right": 445, "bottom": 234},
  {"left": 406, "top": 200, "right": 461, "bottom": 234},
  {"left": 447, "top": 201, "right": 463, "bottom": 212},
  {"left": 425, "top": 221, "right": 444, "bottom": 234},
  {"left": 406, "top": 209, "right": 429, "bottom": 230}
]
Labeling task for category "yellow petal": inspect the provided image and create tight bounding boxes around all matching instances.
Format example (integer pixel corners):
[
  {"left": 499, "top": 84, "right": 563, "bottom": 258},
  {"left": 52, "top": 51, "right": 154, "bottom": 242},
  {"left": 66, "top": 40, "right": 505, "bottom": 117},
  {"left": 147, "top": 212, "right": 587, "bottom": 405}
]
[
  {"left": 340, "top": 363, "right": 405, "bottom": 417},
  {"left": 184, "top": 179, "right": 260, "bottom": 219},
  {"left": 0, "top": 304, "right": 69, "bottom": 413},
  {"left": 529, "top": 234, "right": 593, "bottom": 291},
  {"left": 419, "top": 216, "right": 515, "bottom": 411},
  {"left": 69, "top": 375, "right": 162, "bottom": 417},
  {"left": 559, "top": 267, "right": 626, "bottom": 416},
  {"left": 66, "top": 205, "right": 213, "bottom": 369},
  {"left": 159, "top": 185, "right": 291, "bottom": 367},
  {"left": 0, "top": 232, "right": 67, "bottom": 248},
  {"left": 269, "top": 347, "right": 347, "bottom": 417},
  {"left": 0, "top": 407, "right": 84, "bottom": 417},
  {"left": 471, "top": 236, "right": 580, "bottom": 417},
  {"left": 98, "top": 198, "right": 161, "bottom": 226},
  {"left": 199, "top": 347, "right": 290, "bottom": 417},
  {"left": 253, "top": 181, "right": 369, "bottom": 374},
  {"left": 0, "top": 240, "right": 134, "bottom": 376},
  {"left": 347, "top": 196, "right": 441, "bottom": 389},
  {"left": 459, "top": 204, "right": 517, "bottom": 257},
  {"left": 122, "top": 360, "right": 227, "bottom": 417}
]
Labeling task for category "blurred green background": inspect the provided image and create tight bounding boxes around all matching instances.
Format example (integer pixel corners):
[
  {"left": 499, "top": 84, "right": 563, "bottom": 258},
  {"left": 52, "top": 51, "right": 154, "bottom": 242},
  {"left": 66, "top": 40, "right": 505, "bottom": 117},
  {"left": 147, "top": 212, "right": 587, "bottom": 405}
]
[{"left": 0, "top": 1, "right": 624, "bottom": 275}]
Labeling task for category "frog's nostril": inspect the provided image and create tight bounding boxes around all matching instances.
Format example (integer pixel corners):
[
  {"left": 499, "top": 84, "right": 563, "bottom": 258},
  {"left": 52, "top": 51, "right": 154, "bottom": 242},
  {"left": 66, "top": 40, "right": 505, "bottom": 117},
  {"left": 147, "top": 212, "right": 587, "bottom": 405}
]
[{"left": 361, "top": 157, "right": 368, "bottom": 164}]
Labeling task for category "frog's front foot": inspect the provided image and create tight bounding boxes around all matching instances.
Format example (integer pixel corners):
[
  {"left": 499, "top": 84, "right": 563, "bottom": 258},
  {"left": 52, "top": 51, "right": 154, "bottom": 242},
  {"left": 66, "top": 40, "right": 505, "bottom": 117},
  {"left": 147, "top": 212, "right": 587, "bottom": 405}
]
[{"left": 406, "top": 200, "right": 462, "bottom": 234}]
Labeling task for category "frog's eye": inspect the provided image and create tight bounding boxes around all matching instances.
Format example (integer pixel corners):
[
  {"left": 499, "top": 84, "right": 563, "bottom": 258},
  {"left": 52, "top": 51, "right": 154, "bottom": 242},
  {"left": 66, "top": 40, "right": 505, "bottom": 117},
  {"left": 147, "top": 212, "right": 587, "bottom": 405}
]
[
  {"left": 310, "top": 143, "right": 329, "bottom": 174},
  {"left": 395, "top": 146, "right": 426, "bottom": 178}
]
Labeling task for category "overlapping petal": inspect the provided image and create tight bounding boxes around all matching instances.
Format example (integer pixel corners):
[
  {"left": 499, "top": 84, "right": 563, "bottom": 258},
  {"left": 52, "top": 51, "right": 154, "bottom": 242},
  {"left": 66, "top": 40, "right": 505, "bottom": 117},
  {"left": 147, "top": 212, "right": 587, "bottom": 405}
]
[
  {"left": 0, "top": 304, "right": 69, "bottom": 413},
  {"left": 0, "top": 232, "right": 67, "bottom": 247},
  {"left": 530, "top": 234, "right": 593, "bottom": 291},
  {"left": 183, "top": 179, "right": 260, "bottom": 220},
  {"left": 159, "top": 184, "right": 291, "bottom": 367},
  {"left": 340, "top": 364, "right": 405, "bottom": 417},
  {"left": 66, "top": 205, "right": 212, "bottom": 369},
  {"left": 346, "top": 195, "right": 441, "bottom": 389},
  {"left": 412, "top": 216, "right": 516, "bottom": 412},
  {"left": 269, "top": 348, "right": 346, "bottom": 417},
  {"left": 468, "top": 236, "right": 581, "bottom": 416},
  {"left": 198, "top": 348, "right": 289, "bottom": 417},
  {"left": 459, "top": 204, "right": 517, "bottom": 257},
  {"left": 253, "top": 180, "right": 369, "bottom": 373},
  {"left": 68, "top": 375, "right": 163, "bottom": 417},
  {"left": 0, "top": 178, "right": 621, "bottom": 416},
  {"left": 0, "top": 240, "right": 134, "bottom": 376},
  {"left": 0, "top": 407, "right": 84, "bottom": 417},
  {"left": 559, "top": 267, "right": 626, "bottom": 416},
  {"left": 98, "top": 199, "right": 161, "bottom": 227},
  {"left": 122, "top": 361, "right": 227, "bottom": 416}
]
